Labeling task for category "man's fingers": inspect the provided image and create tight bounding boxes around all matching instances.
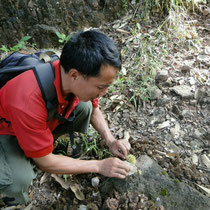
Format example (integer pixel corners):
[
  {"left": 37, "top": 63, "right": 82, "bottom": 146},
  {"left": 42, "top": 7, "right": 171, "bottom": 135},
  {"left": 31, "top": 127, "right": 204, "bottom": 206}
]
[{"left": 113, "top": 166, "right": 130, "bottom": 179}]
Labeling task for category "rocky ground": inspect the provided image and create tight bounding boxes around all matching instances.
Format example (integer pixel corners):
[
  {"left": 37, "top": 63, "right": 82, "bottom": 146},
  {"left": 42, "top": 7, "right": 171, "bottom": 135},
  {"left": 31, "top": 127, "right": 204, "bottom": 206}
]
[{"left": 0, "top": 3, "right": 210, "bottom": 210}]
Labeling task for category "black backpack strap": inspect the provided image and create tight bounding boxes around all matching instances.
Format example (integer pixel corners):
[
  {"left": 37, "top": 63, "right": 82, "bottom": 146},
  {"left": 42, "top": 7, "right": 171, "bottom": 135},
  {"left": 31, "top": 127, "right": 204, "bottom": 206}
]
[
  {"left": 32, "top": 62, "right": 76, "bottom": 156},
  {"left": 55, "top": 111, "right": 78, "bottom": 157},
  {"left": 32, "top": 63, "right": 58, "bottom": 121}
]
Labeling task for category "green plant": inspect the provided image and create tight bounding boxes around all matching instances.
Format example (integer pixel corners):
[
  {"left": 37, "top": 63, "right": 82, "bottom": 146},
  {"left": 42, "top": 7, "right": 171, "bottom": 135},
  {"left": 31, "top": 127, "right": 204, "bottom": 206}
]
[
  {"left": 55, "top": 32, "right": 71, "bottom": 44},
  {"left": 0, "top": 45, "right": 10, "bottom": 53},
  {"left": 122, "top": 0, "right": 128, "bottom": 10},
  {"left": 0, "top": 36, "right": 31, "bottom": 53},
  {"left": 80, "top": 130, "right": 112, "bottom": 159},
  {"left": 160, "top": 188, "right": 170, "bottom": 196}
]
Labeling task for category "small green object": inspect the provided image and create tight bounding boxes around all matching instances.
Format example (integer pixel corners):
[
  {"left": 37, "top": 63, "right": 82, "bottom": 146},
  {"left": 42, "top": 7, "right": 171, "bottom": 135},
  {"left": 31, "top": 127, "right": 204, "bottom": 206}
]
[
  {"left": 126, "top": 154, "right": 136, "bottom": 164},
  {"left": 138, "top": 170, "right": 142, "bottom": 175},
  {"left": 162, "top": 170, "right": 167, "bottom": 175},
  {"left": 174, "top": 178, "right": 180, "bottom": 183},
  {"left": 160, "top": 188, "right": 169, "bottom": 196}
]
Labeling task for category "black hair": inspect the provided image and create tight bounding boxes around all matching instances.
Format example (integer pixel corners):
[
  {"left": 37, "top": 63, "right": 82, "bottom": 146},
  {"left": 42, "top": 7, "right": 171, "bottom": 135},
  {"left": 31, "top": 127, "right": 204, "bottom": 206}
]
[{"left": 60, "top": 30, "right": 121, "bottom": 77}]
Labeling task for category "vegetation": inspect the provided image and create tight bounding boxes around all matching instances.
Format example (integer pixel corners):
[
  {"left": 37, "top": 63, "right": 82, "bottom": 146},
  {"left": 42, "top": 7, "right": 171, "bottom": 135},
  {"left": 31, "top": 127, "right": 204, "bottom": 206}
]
[
  {"left": 0, "top": 36, "right": 31, "bottom": 53},
  {"left": 107, "top": 0, "right": 204, "bottom": 109},
  {"left": 55, "top": 32, "right": 71, "bottom": 44}
]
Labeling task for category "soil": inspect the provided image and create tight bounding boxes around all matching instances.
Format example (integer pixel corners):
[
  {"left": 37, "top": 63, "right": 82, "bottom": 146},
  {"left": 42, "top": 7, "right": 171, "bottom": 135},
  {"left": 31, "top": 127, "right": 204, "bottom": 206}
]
[{"left": 0, "top": 4, "right": 209, "bottom": 210}]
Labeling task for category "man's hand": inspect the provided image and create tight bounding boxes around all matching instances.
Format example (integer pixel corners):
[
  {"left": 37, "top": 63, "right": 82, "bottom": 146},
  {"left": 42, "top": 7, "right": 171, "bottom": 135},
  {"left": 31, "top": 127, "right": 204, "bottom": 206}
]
[
  {"left": 108, "top": 139, "right": 131, "bottom": 159},
  {"left": 98, "top": 157, "right": 130, "bottom": 179}
]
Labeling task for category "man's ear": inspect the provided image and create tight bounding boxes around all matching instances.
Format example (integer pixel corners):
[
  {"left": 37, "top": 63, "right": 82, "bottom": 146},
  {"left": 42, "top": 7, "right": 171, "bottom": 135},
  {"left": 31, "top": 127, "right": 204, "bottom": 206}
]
[{"left": 68, "top": 69, "right": 80, "bottom": 80}]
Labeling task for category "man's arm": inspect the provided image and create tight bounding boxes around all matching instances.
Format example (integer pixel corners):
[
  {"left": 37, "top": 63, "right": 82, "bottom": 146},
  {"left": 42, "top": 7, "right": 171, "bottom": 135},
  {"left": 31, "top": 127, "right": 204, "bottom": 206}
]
[
  {"left": 90, "top": 107, "right": 131, "bottom": 159},
  {"left": 33, "top": 153, "right": 130, "bottom": 179}
]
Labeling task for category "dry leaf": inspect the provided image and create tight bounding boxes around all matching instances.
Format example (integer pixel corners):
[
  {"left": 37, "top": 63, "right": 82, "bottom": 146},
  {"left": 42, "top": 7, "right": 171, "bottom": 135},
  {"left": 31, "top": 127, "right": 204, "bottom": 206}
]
[
  {"left": 40, "top": 172, "right": 49, "bottom": 185},
  {"left": 124, "top": 131, "right": 130, "bottom": 141},
  {"left": 70, "top": 181, "right": 85, "bottom": 200},
  {"left": 110, "top": 95, "right": 124, "bottom": 102},
  {"left": 196, "top": 184, "right": 210, "bottom": 197},
  {"left": 121, "top": 66, "right": 127, "bottom": 75},
  {"left": 113, "top": 104, "right": 121, "bottom": 112},
  {"left": 192, "top": 152, "right": 198, "bottom": 165},
  {"left": 116, "top": 28, "right": 130, "bottom": 34},
  {"left": 51, "top": 174, "right": 70, "bottom": 190},
  {"left": 201, "top": 154, "right": 210, "bottom": 168}
]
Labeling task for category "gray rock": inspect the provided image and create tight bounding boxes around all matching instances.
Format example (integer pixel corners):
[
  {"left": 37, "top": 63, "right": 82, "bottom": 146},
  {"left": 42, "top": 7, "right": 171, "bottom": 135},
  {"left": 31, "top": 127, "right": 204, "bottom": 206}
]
[
  {"left": 91, "top": 177, "right": 100, "bottom": 188},
  {"left": 155, "top": 70, "right": 169, "bottom": 83},
  {"left": 150, "top": 86, "right": 162, "bottom": 100},
  {"left": 172, "top": 85, "right": 194, "bottom": 99},
  {"left": 197, "top": 55, "right": 210, "bottom": 64},
  {"left": 156, "top": 98, "right": 171, "bottom": 106},
  {"left": 204, "top": 46, "right": 210, "bottom": 55},
  {"left": 181, "top": 65, "right": 191, "bottom": 74},
  {"left": 101, "top": 155, "right": 210, "bottom": 210},
  {"left": 172, "top": 105, "right": 181, "bottom": 115}
]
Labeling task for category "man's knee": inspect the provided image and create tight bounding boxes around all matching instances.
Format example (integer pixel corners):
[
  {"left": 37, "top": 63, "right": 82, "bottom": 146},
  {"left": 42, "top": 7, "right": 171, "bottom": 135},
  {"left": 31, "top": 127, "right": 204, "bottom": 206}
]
[
  {"left": 75, "top": 101, "right": 93, "bottom": 117},
  {"left": 1, "top": 166, "right": 35, "bottom": 204},
  {"left": 2, "top": 165, "right": 35, "bottom": 193}
]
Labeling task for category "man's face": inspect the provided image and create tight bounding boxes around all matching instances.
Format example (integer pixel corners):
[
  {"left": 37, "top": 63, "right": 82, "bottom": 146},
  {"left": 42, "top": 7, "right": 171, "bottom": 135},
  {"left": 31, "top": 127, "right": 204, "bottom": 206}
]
[{"left": 73, "top": 64, "right": 118, "bottom": 101}]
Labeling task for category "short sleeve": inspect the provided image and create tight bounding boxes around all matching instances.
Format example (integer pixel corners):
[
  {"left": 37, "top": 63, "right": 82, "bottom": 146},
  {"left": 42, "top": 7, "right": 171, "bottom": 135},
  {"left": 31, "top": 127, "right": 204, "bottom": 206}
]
[{"left": 91, "top": 98, "right": 99, "bottom": 108}]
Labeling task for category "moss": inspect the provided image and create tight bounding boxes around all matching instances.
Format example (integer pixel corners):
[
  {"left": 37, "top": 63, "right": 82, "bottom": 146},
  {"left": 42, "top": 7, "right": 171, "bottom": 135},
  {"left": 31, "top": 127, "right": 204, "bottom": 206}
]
[
  {"left": 160, "top": 188, "right": 170, "bottom": 196},
  {"left": 162, "top": 170, "right": 167, "bottom": 176}
]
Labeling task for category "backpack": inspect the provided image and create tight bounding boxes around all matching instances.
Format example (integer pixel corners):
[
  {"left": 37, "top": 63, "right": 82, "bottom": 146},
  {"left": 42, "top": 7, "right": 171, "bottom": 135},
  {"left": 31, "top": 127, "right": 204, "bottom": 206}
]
[
  {"left": 0, "top": 50, "right": 59, "bottom": 121},
  {"left": 0, "top": 50, "right": 78, "bottom": 157}
]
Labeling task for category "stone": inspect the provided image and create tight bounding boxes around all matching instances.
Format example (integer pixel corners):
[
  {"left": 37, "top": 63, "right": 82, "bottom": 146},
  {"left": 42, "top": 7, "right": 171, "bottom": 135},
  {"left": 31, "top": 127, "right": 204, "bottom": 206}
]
[
  {"left": 204, "top": 46, "right": 210, "bottom": 55},
  {"left": 155, "top": 71, "right": 169, "bottom": 83},
  {"left": 172, "top": 85, "right": 194, "bottom": 99},
  {"left": 170, "top": 123, "right": 181, "bottom": 139},
  {"left": 156, "top": 98, "right": 171, "bottom": 106},
  {"left": 91, "top": 177, "right": 100, "bottom": 188},
  {"left": 150, "top": 86, "right": 162, "bottom": 100},
  {"left": 197, "top": 55, "right": 210, "bottom": 64},
  {"left": 172, "top": 105, "right": 181, "bottom": 115},
  {"left": 101, "top": 155, "right": 210, "bottom": 210},
  {"left": 181, "top": 65, "right": 191, "bottom": 74},
  {"left": 158, "top": 121, "right": 171, "bottom": 129}
]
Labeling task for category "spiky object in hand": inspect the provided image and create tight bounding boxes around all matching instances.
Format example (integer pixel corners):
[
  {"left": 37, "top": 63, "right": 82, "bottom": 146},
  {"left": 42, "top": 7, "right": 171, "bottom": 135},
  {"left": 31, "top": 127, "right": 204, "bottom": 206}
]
[{"left": 126, "top": 154, "right": 136, "bottom": 164}]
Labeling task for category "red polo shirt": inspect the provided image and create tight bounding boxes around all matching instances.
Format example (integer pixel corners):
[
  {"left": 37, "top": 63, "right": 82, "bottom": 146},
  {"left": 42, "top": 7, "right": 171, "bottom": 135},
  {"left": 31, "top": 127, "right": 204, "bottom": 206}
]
[{"left": 0, "top": 60, "right": 98, "bottom": 158}]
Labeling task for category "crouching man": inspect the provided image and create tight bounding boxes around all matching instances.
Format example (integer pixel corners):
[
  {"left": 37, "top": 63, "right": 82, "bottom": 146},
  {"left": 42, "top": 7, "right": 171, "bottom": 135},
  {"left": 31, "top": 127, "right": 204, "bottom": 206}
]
[{"left": 0, "top": 30, "right": 130, "bottom": 205}]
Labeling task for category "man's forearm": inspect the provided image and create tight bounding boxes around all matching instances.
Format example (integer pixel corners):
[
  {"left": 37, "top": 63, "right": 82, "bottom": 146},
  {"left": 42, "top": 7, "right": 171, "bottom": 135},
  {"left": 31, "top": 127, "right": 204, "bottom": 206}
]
[
  {"left": 33, "top": 152, "right": 130, "bottom": 179},
  {"left": 90, "top": 107, "right": 116, "bottom": 147},
  {"left": 33, "top": 153, "right": 100, "bottom": 174}
]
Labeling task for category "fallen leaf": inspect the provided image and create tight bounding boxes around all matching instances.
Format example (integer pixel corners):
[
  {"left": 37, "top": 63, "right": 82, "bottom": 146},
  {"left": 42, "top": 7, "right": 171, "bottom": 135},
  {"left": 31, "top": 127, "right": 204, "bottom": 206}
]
[
  {"left": 113, "top": 104, "right": 121, "bottom": 112},
  {"left": 192, "top": 152, "right": 198, "bottom": 165},
  {"left": 121, "top": 66, "right": 127, "bottom": 75},
  {"left": 201, "top": 154, "right": 210, "bottom": 168},
  {"left": 195, "top": 184, "right": 210, "bottom": 197},
  {"left": 116, "top": 28, "right": 130, "bottom": 34},
  {"left": 124, "top": 131, "right": 130, "bottom": 141},
  {"left": 40, "top": 172, "right": 49, "bottom": 185},
  {"left": 51, "top": 174, "right": 70, "bottom": 190},
  {"left": 70, "top": 181, "right": 85, "bottom": 200}
]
